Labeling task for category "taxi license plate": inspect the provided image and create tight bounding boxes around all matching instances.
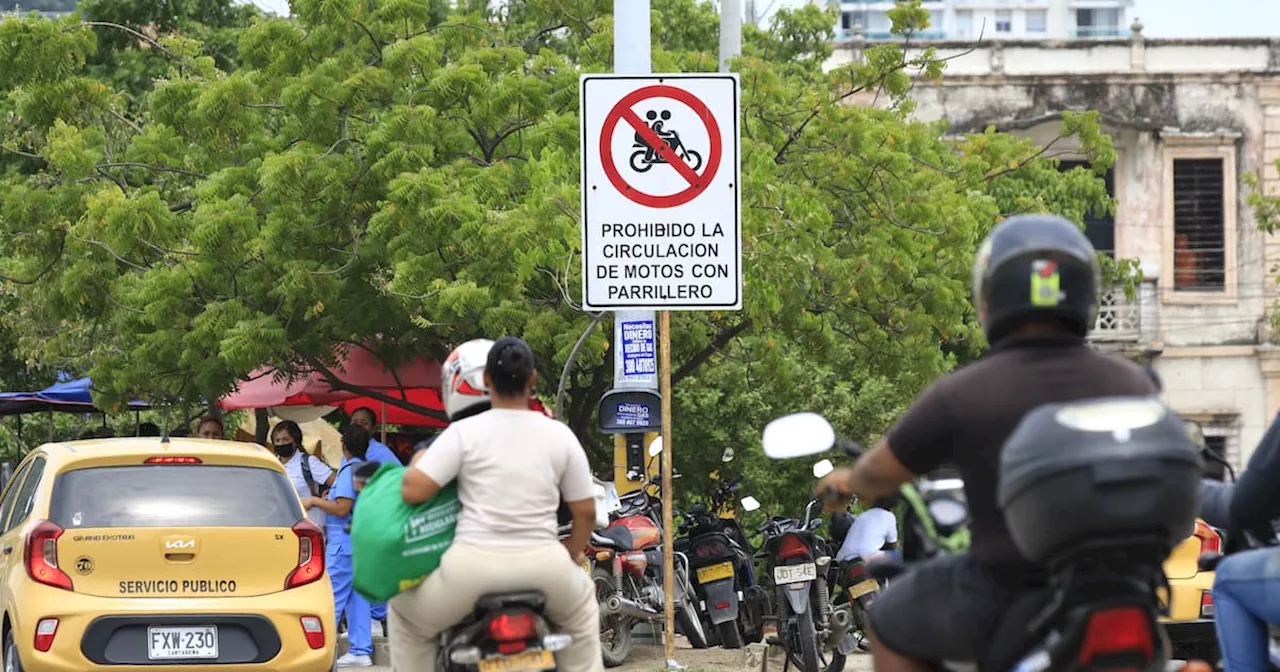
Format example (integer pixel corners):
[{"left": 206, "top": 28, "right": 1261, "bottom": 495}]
[
  {"left": 147, "top": 625, "right": 218, "bottom": 660},
  {"left": 477, "top": 649, "right": 556, "bottom": 672},
  {"left": 697, "top": 561, "right": 735, "bottom": 584},
  {"left": 849, "top": 578, "right": 879, "bottom": 598},
  {"left": 774, "top": 563, "right": 817, "bottom": 585}
]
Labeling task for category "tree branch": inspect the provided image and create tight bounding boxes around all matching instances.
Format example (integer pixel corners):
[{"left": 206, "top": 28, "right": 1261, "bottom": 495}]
[
  {"left": 80, "top": 21, "right": 183, "bottom": 61},
  {"left": 556, "top": 311, "right": 607, "bottom": 421},
  {"left": 97, "top": 162, "right": 207, "bottom": 179},
  {"left": 672, "top": 321, "right": 749, "bottom": 385}
]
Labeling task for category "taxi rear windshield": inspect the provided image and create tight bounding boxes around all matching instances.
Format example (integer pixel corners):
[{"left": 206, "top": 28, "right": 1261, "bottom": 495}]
[{"left": 50, "top": 465, "right": 303, "bottom": 528}]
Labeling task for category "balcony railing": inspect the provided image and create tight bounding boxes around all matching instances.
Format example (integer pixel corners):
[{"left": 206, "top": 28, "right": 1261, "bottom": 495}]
[
  {"left": 1089, "top": 280, "right": 1156, "bottom": 344},
  {"left": 1071, "top": 27, "right": 1125, "bottom": 38},
  {"left": 836, "top": 29, "right": 948, "bottom": 40}
]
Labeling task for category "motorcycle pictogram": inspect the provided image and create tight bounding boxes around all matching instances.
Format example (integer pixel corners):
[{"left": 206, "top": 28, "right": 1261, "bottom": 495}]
[{"left": 630, "top": 110, "right": 704, "bottom": 173}]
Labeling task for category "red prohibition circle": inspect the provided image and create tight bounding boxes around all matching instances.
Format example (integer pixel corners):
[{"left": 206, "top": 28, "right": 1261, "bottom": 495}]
[{"left": 599, "top": 84, "right": 723, "bottom": 209}]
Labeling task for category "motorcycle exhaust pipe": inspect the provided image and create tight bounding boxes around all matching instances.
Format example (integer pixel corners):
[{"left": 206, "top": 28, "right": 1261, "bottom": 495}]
[
  {"left": 602, "top": 594, "right": 663, "bottom": 623},
  {"left": 826, "top": 606, "right": 853, "bottom": 648}
]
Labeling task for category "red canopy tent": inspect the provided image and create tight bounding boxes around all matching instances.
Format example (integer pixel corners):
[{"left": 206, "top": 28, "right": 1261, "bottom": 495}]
[
  {"left": 219, "top": 348, "right": 445, "bottom": 424},
  {"left": 220, "top": 347, "right": 550, "bottom": 428}
]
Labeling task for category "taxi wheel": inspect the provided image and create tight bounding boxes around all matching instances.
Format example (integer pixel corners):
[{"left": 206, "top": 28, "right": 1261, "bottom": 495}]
[{"left": 4, "top": 630, "right": 23, "bottom": 672}]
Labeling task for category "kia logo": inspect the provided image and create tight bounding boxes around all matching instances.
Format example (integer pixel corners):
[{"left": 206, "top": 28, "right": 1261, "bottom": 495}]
[{"left": 161, "top": 535, "right": 199, "bottom": 554}]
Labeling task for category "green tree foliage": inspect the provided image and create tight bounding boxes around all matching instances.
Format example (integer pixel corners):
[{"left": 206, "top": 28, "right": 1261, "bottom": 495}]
[{"left": 0, "top": 0, "right": 1116, "bottom": 507}]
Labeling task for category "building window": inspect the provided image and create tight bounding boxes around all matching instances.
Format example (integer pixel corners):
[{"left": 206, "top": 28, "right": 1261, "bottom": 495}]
[
  {"left": 995, "top": 10, "right": 1012, "bottom": 33},
  {"left": 1203, "top": 435, "right": 1228, "bottom": 481},
  {"left": 1171, "top": 158, "right": 1226, "bottom": 292},
  {"left": 1162, "top": 142, "right": 1237, "bottom": 304},
  {"left": 956, "top": 9, "right": 973, "bottom": 38},
  {"left": 1075, "top": 8, "right": 1120, "bottom": 37},
  {"left": 1058, "top": 160, "right": 1116, "bottom": 258},
  {"left": 1026, "top": 9, "right": 1047, "bottom": 33}
]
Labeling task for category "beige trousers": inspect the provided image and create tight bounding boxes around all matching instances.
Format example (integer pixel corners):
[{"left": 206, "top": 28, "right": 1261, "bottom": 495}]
[{"left": 388, "top": 541, "right": 604, "bottom": 672}]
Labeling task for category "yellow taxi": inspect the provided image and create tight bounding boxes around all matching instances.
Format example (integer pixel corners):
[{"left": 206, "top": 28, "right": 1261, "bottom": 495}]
[
  {"left": 1161, "top": 519, "right": 1220, "bottom": 662},
  {"left": 0, "top": 437, "right": 335, "bottom": 671}
]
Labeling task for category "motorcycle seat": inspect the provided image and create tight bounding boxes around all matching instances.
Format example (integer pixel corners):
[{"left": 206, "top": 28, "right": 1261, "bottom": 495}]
[
  {"left": 593, "top": 527, "right": 635, "bottom": 550},
  {"left": 476, "top": 590, "right": 547, "bottom": 613}
]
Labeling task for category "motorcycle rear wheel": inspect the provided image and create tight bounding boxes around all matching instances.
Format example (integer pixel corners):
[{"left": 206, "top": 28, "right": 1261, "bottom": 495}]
[
  {"left": 717, "top": 621, "right": 745, "bottom": 649},
  {"left": 592, "top": 567, "right": 634, "bottom": 667}
]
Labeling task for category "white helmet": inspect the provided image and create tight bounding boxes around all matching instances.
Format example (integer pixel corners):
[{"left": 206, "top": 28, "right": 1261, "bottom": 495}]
[{"left": 442, "top": 339, "right": 494, "bottom": 420}]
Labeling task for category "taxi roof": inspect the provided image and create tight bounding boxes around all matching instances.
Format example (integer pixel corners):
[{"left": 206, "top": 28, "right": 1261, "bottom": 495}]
[{"left": 32, "top": 437, "right": 284, "bottom": 473}]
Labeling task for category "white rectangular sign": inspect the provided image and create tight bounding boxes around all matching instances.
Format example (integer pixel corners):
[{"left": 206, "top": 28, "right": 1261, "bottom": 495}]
[{"left": 580, "top": 73, "right": 742, "bottom": 311}]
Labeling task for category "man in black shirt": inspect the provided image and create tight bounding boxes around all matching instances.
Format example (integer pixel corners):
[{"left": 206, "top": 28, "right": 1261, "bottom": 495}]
[{"left": 817, "top": 214, "right": 1158, "bottom": 670}]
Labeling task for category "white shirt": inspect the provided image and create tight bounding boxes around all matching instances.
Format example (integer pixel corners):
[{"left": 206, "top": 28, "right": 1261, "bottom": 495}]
[
  {"left": 282, "top": 451, "right": 334, "bottom": 530},
  {"left": 415, "top": 408, "right": 595, "bottom": 546},
  {"left": 836, "top": 507, "right": 898, "bottom": 562}
]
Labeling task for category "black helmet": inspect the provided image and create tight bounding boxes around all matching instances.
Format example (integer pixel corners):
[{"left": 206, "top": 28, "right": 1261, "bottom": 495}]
[{"left": 972, "top": 214, "right": 1101, "bottom": 344}]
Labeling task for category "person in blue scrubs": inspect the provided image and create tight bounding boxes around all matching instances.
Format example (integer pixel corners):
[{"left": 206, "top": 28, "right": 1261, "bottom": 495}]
[
  {"left": 304, "top": 424, "right": 373, "bottom": 668},
  {"left": 348, "top": 407, "right": 398, "bottom": 632}
]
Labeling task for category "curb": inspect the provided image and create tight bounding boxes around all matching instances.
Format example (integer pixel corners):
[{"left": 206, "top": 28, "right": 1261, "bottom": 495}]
[{"left": 338, "top": 635, "right": 392, "bottom": 667}]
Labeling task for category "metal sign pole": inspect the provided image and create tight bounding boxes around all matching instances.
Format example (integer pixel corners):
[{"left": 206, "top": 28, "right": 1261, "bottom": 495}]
[{"left": 658, "top": 310, "right": 675, "bottom": 663}]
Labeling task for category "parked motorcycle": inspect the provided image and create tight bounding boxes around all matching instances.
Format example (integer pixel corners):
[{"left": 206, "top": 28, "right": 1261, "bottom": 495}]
[
  {"left": 763, "top": 398, "right": 1202, "bottom": 672},
  {"left": 754, "top": 481, "right": 848, "bottom": 672},
  {"left": 675, "top": 479, "right": 767, "bottom": 649},
  {"left": 590, "top": 440, "right": 707, "bottom": 666}
]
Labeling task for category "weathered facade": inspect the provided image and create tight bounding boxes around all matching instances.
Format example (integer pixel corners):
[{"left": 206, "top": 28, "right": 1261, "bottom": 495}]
[{"left": 827, "top": 28, "right": 1280, "bottom": 468}]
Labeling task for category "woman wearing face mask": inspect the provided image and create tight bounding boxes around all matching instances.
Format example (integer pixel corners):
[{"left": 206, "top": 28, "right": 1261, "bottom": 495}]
[{"left": 271, "top": 420, "right": 336, "bottom": 531}]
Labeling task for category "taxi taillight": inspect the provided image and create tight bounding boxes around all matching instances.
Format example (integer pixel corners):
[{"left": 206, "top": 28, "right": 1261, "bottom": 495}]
[
  {"left": 285, "top": 520, "right": 325, "bottom": 589},
  {"left": 145, "top": 456, "right": 202, "bottom": 464},
  {"left": 25, "top": 520, "right": 72, "bottom": 591}
]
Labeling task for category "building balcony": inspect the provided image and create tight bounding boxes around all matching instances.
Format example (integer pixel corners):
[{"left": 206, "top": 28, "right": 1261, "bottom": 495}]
[
  {"left": 1071, "top": 26, "right": 1125, "bottom": 38},
  {"left": 836, "top": 29, "right": 949, "bottom": 40},
  {"left": 1089, "top": 279, "right": 1157, "bottom": 344}
]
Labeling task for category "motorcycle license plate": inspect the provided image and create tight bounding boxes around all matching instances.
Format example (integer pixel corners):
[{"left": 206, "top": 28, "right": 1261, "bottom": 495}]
[
  {"left": 849, "top": 579, "right": 879, "bottom": 598},
  {"left": 774, "top": 563, "right": 817, "bottom": 585},
  {"left": 696, "top": 561, "right": 735, "bottom": 584},
  {"left": 477, "top": 649, "right": 555, "bottom": 672}
]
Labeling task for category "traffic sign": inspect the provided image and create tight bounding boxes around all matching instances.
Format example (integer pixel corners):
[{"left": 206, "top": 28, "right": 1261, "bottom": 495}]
[{"left": 580, "top": 74, "right": 742, "bottom": 311}]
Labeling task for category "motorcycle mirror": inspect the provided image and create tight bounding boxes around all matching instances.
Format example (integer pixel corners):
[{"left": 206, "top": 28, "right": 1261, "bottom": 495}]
[
  {"left": 649, "top": 436, "right": 663, "bottom": 456},
  {"left": 740, "top": 496, "right": 761, "bottom": 512},
  {"left": 721, "top": 447, "right": 735, "bottom": 463},
  {"left": 812, "top": 458, "right": 835, "bottom": 479},
  {"left": 762, "top": 413, "right": 836, "bottom": 460}
]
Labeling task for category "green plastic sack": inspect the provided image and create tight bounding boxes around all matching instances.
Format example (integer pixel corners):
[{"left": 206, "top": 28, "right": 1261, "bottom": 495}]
[{"left": 351, "top": 462, "right": 460, "bottom": 602}]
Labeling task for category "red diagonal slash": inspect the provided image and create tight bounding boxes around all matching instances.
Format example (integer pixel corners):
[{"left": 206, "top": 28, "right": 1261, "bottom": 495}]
[{"left": 618, "top": 108, "right": 703, "bottom": 187}]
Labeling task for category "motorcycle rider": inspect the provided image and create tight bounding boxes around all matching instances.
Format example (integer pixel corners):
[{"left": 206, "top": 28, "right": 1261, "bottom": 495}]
[
  {"left": 815, "top": 213, "right": 1158, "bottom": 670},
  {"left": 390, "top": 337, "right": 603, "bottom": 672},
  {"left": 835, "top": 497, "right": 899, "bottom": 564}
]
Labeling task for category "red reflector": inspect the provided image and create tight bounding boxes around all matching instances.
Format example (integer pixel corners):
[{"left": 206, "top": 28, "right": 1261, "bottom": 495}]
[
  {"left": 285, "top": 520, "right": 325, "bottom": 589},
  {"left": 846, "top": 562, "right": 866, "bottom": 583},
  {"left": 25, "top": 520, "right": 72, "bottom": 591},
  {"left": 300, "top": 616, "right": 325, "bottom": 649},
  {"left": 33, "top": 618, "right": 58, "bottom": 653},
  {"left": 715, "top": 601, "right": 731, "bottom": 610},
  {"left": 497, "top": 641, "right": 526, "bottom": 655},
  {"left": 1077, "top": 606, "right": 1155, "bottom": 665},
  {"left": 778, "top": 534, "right": 809, "bottom": 561},
  {"left": 145, "top": 456, "right": 202, "bottom": 464},
  {"left": 488, "top": 612, "right": 537, "bottom": 642}
]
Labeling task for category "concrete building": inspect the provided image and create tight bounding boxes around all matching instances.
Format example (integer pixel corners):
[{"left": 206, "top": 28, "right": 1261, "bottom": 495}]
[
  {"left": 826, "top": 28, "right": 1280, "bottom": 470},
  {"left": 833, "top": 0, "right": 1134, "bottom": 41}
]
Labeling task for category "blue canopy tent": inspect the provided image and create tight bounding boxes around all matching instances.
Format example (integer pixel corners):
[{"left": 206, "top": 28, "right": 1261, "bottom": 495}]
[
  {"left": 0, "top": 378, "right": 149, "bottom": 416},
  {"left": 0, "top": 378, "right": 151, "bottom": 443}
]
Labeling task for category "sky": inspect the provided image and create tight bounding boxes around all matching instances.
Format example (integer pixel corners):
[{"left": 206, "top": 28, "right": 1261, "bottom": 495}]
[{"left": 243, "top": 0, "right": 1280, "bottom": 38}]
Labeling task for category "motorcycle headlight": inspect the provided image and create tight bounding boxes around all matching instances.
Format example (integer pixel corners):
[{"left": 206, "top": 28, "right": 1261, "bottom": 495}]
[{"left": 926, "top": 497, "right": 968, "bottom": 530}]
